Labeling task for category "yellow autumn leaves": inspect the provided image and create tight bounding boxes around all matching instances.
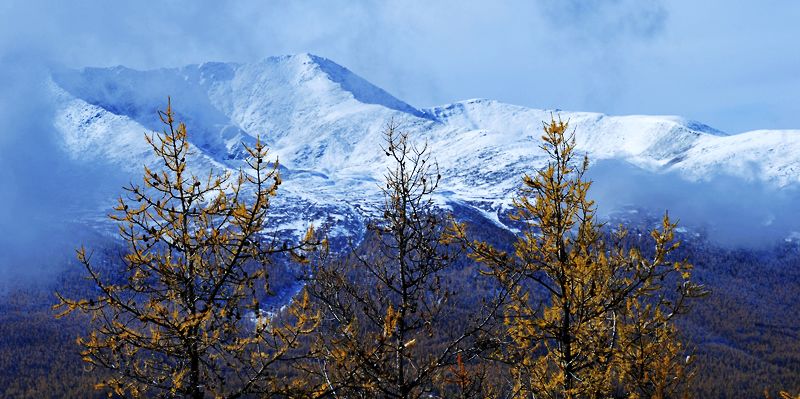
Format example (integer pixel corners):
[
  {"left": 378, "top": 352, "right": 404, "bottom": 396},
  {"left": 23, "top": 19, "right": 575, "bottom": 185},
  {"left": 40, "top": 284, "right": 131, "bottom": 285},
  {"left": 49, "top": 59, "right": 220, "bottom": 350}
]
[{"left": 56, "top": 101, "right": 706, "bottom": 399}]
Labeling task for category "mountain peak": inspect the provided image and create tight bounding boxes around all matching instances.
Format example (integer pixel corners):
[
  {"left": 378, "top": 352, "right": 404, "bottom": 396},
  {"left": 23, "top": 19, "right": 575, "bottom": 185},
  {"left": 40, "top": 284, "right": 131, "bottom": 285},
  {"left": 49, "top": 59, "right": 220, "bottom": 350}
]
[
  {"left": 258, "top": 53, "right": 427, "bottom": 118},
  {"left": 50, "top": 54, "right": 800, "bottom": 191},
  {"left": 47, "top": 53, "right": 800, "bottom": 249}
]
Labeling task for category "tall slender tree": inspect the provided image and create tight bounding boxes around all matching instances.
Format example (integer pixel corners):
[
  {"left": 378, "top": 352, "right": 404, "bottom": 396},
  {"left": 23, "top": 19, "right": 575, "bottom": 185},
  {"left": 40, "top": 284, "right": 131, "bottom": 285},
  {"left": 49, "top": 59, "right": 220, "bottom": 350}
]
[
  {"left": 306, "top": 121, "right": 499, "bottom": 399},
  {"left": 449, "top": 117, "right": 707, "bottom": 398},
  {"left": 55, "top": 100, "right": 321, "bottom": 399}
]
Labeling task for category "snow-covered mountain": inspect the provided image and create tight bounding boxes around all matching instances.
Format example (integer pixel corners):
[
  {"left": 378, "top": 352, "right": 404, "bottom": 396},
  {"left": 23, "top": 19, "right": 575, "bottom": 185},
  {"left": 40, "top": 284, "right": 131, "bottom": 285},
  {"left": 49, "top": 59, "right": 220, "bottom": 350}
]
[{"left": 49, "top": 53, "right": 800, "bottom": 241}]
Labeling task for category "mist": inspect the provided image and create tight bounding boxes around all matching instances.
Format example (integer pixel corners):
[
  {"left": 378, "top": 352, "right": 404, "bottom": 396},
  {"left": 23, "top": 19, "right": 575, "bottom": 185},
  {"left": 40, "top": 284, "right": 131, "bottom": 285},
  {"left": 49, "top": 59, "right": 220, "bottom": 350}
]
[
  {"left": 0, "top": 1, "right": 799, "bottom": 284},
  {"left": 588, "top": 159, "right": 800, "bottom": 248},
  {"left": 0, "top": 54, "right": 128, "bottom": 286}
]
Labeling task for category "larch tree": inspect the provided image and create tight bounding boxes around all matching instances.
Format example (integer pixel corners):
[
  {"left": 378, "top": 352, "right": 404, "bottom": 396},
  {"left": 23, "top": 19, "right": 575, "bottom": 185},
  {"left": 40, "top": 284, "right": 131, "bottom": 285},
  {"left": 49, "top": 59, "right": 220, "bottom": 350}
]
[
  {"left": 55, "top": 100, "right": 321, "bottom": 399},
  {"left": 449, "top": 117, "right": 707, "bottom": 399},
  {"left": 766, "top": 391, "right": 800, "bottom": 399},
  {"left": 305, "top": 122, "right": 500, "bottom": 399}
]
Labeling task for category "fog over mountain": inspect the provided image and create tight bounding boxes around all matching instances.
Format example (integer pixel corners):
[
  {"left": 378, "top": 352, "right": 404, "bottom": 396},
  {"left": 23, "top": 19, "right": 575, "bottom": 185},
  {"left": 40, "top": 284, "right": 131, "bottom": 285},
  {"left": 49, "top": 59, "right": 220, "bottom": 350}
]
[{"left": 4, "top": 53, "right": 800, "bottom": 281}]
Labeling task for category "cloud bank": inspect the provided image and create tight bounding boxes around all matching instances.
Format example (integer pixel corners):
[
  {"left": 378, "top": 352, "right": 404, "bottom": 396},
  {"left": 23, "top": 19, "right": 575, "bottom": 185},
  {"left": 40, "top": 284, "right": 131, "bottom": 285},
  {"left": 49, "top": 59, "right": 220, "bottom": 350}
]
[{"left": 588, "top": 159, "right": 800, "bottom": 247}]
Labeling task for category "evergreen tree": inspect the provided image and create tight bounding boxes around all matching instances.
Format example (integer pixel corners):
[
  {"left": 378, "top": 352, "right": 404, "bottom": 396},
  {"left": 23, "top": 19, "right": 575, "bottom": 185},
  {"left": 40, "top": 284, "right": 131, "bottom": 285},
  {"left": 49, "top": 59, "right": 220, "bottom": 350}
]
[
  {"left": 449, "top": 117, "right": 707, "bottom": 398},
  {"left": 55, "top": 100, "right": 321, "bottom": 399}
]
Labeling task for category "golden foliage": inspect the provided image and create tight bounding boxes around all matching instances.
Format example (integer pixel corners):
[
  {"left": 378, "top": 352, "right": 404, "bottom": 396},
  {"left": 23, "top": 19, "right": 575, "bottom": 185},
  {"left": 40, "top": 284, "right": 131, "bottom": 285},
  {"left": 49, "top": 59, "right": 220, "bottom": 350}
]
[
  {"left": 766, "top": 391, "right": 800, "bottom": 399},
  {"left": 55, "top": 99, "right": 320, "bottom": 399},
  {"left": 451, "top": 117, "right": 707, "bottom": 398},
  {"left": 306, "top": 122, "right": 497, "bottom": 399}
]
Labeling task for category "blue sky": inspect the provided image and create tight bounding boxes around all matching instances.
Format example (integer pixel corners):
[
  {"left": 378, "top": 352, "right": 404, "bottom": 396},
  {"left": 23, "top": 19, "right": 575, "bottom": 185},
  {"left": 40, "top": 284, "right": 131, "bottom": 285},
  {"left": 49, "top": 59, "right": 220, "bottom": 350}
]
[{"left": 2, "top": 0, "right": 799, "bottom": 133}]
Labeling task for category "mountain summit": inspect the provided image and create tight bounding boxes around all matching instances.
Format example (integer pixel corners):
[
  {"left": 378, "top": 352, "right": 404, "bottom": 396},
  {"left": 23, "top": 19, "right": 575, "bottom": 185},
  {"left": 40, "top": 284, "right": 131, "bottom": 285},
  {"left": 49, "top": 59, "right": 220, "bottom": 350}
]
[{"left": 49, "top": 54, "right": 800, "bottom": 240}]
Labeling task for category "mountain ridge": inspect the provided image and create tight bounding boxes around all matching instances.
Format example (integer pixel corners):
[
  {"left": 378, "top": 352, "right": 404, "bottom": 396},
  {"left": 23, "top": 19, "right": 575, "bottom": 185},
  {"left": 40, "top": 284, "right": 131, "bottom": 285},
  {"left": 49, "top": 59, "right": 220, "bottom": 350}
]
[{"left": 47, "top": 53, "right": 800, "bottom": 241}]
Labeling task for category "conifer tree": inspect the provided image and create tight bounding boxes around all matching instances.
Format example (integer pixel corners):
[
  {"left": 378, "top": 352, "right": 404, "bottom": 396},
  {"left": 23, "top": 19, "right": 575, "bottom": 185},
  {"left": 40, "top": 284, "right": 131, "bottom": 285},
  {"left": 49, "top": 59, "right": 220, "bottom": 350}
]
[
  {"left": 449, "top": 117, "right": 707, "bottom": 398},
  {"left": 306, "top": 122, "right": 498, "bottom": 399},
  {"left": 55, "top": 100, "right": 320, "bottom": 399}
]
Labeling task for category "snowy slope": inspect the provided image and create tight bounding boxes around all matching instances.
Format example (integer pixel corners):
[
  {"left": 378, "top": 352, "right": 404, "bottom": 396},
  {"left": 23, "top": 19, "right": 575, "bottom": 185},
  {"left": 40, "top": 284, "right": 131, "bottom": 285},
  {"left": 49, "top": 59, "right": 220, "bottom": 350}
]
[{"left": 48, "top": 53, "right": 800, "bottom": 239}]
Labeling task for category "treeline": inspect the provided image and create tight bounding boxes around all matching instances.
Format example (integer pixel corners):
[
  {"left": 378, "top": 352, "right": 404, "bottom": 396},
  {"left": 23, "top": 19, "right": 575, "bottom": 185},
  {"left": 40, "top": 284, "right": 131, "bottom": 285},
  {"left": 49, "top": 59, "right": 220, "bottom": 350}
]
[
  {"left": 0, "top": 101, "right": 794, "bottom": 398},
  {"left": 4, "top": 232, "right": 800, "bottom": 398},
  {"left": 677, "top": 243, "right": 800, "bottom": 398},
  {"left": 0, "top": 278, "right": 106, "bottom": 398}
]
